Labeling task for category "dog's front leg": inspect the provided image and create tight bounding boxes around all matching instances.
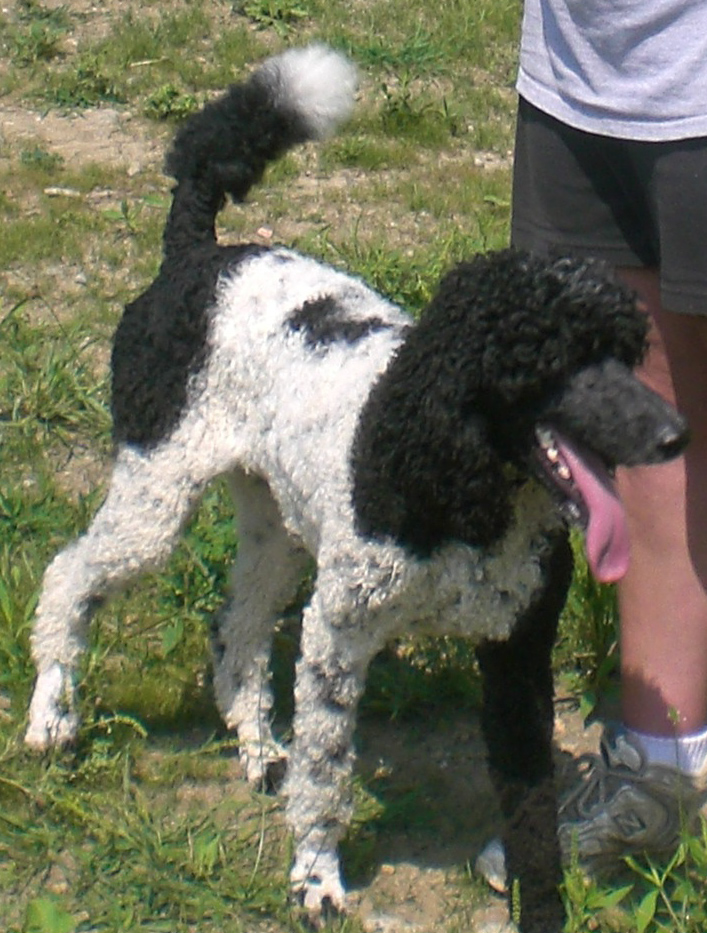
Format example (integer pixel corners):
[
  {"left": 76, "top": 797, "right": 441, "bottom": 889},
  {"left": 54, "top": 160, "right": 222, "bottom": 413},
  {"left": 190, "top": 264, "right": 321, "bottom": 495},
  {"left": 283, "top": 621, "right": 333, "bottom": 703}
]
[
  {"left": 284, "top": 590, "right": 376, "bottom": 919},
  {"left": 475, "top": 538, "right": 572, "bottom": 933},
  {"left": 476, "top": 635, "right": 563, "bottom": 933},
  {"left": 25, "top": 540, "right": 93, "bottom": 749}
]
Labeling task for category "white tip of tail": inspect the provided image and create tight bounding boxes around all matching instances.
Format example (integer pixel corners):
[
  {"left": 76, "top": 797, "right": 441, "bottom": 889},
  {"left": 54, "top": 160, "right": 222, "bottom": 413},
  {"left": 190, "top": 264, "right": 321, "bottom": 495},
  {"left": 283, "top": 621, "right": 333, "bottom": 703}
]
[{"left": 260, "top": 44, "right": 358, "bottom": 139}]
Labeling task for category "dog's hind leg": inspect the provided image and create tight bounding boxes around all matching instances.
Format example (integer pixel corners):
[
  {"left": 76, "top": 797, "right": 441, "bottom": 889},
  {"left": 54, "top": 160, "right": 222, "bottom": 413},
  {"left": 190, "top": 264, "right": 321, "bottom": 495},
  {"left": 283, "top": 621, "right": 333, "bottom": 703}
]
[
  {"left": 25, "top": 443, "right": 206, "bottom": 750},
  {"left": 211, "top": 469, "right": 310, "bottom": 787}
]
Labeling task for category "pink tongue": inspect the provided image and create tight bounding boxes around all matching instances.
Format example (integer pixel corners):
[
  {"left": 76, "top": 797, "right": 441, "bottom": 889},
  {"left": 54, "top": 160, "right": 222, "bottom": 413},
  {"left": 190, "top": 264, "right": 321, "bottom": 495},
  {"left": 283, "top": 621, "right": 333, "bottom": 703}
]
[{"left": 556, "top": 439, "right": 630, "bottom": 583}]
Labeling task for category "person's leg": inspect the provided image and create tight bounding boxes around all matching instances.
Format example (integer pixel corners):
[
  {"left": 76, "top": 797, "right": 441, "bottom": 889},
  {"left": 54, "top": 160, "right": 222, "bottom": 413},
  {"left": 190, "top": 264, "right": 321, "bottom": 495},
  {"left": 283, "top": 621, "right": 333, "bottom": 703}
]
[
  {"left": 616, "top": 267, "right": 707, "bottom": 737},
  {"left": 550, "top": 274, "right": 707, "bottom": 865}
]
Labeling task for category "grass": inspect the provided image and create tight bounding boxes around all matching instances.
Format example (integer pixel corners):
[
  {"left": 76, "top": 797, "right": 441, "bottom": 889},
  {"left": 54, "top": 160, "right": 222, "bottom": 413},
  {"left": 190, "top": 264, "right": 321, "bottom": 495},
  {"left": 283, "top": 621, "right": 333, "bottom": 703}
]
[{"left": 0, "top": 0, "right": 703, "bottom": 931}]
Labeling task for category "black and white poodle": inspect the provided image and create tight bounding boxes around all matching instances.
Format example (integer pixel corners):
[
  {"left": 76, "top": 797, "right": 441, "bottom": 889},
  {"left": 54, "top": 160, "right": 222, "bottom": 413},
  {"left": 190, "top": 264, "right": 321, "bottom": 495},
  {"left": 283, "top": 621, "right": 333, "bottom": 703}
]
[{"left": 25, "top": 46, "right": 688, "bottom": 933}]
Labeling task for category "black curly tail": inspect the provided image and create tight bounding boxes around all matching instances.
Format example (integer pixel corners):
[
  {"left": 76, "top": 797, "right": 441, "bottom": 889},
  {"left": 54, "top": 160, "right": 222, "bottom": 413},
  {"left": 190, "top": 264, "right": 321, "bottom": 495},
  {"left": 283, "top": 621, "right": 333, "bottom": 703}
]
[{"left": 162, "top": 44, "right": 357, "bottom": 259}]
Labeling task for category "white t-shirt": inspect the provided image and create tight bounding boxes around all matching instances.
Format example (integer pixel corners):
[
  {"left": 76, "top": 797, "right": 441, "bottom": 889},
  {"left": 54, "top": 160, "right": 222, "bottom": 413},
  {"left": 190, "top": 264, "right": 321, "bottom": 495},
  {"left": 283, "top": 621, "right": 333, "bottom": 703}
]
[{"left": 517, "top": 0, "right": 707, "bottom": 140}]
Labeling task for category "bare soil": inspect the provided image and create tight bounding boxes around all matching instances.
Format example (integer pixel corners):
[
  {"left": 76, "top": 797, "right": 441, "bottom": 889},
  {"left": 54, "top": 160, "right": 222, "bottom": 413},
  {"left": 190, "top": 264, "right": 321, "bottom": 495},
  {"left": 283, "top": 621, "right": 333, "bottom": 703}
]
[{"left": 0, "top": 104, "right": 166, "bottom": 173}]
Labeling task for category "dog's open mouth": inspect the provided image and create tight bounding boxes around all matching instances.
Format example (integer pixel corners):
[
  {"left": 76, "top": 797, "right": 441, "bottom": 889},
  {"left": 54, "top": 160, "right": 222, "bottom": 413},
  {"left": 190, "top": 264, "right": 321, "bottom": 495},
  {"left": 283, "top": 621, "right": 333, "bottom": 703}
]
[{"left": 535, "top": 426, "right": 630, "bottom": 583}]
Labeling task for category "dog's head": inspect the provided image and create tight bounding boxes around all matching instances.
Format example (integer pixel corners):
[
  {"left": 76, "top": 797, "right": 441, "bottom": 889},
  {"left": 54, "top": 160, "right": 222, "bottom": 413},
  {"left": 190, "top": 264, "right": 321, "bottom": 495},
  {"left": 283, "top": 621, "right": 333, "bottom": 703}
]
[
  {"left": 526, "top": 362, "right": 687, "bottom": 582},
  {"left": 353, "top": 250, "right": 688, "bottom": 572},
  {"left": 444, "top": 250, "right": 689, "bottom": 581}
]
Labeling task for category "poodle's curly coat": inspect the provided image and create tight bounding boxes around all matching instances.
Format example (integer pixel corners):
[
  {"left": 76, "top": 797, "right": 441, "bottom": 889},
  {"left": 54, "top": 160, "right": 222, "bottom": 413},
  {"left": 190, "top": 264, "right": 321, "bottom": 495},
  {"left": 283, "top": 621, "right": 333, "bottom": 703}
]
[{"left": 25, "top": 45, "right": 688, "bottom": 933}]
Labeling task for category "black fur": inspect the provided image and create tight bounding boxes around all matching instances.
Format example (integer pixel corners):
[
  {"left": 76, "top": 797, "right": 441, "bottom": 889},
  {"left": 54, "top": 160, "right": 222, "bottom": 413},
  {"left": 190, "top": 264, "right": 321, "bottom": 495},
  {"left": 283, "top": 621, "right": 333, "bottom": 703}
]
[
  {"left": 163, "top": 69, "right": 312, "bottom": 257},
  {"left": 476, "top": 536, "right": 572, "bottom": 931},
  {"left": 287, "top": 295, "right": 397, "bottom": 348},
  {"left": 111, "top": 243, "right": 267, "bottom": 447}
]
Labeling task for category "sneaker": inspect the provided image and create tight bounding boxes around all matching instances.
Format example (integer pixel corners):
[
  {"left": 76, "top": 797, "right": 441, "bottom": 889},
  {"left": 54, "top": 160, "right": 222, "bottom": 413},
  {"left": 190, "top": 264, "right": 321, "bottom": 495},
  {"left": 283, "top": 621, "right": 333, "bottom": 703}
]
[
  {"left": 475, "top": 724, "right": 707, "bottom": 893},
  {"left": 558, "top": 723, "right": 707, "bottom": 865}
]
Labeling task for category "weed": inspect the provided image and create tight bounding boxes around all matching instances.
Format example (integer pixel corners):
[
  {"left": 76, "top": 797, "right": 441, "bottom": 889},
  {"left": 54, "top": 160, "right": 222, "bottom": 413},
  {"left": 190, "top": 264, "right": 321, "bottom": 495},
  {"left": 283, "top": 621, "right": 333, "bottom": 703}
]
[
  {"left": 348, "top": 28, "right": 443, "bottom": 74},
  {"left": 364, "top": 637, "right": 482, "bottom": 720},
  {"left": 19, "top": 146, "right": 64, "bottom": 171},
  {"left": 379, "top": 73, "right": 452, "bottom": 144},
  {"left": 143, "top": 83, "right": 200, "bottom": 121},
  {"left": 322, "top": 136, "right": 397, "bottom": 172},
  {"left": 23, "top": 897, "right": 76, "bottom": 933},
  {"left": 562, "top": 863, "right": 634, "bottom": 932},
  {"left": 236, "top": 0, "right": 312, "bottom": 34},
  {"left": 48, "top": 53, "right": 126, "bottom": 108},
  {"left": 17, "top": 0, "right": 71, "bottom": 27},
  {"left": 9, "top": 21, "right": 64, "bottom": 65},
  {"left": 5, "top": 0, "right": 71, "bottom": 66},
  {"left": 0, "top": 315, "right": 109, "bottom": 441},
  {"left": 557, "top": 535, "right": 621, "bottom": 703},
  {"left": 563, "top": 831, "right": 707, "bottom": 933}
]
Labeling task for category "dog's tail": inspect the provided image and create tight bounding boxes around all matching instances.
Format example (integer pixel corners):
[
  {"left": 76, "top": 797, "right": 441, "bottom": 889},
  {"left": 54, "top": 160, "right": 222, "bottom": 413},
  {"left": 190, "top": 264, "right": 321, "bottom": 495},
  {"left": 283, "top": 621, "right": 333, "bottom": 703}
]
[{"left": 162, "top": 44, "right": 357, "bottom": 259}]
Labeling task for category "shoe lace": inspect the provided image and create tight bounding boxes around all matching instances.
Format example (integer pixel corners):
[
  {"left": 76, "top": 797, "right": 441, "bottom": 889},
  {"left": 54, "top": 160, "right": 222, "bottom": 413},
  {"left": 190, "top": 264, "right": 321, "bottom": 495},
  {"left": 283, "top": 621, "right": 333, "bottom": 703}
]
[{"left": 558, "top": 747, "right": 648, "bottom": 821}]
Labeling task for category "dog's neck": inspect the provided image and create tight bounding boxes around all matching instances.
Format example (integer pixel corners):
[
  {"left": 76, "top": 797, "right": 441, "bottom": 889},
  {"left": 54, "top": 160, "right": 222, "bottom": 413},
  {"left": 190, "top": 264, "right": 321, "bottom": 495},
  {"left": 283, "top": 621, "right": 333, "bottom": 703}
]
[{"left": 350, "top": 317, "right": 523, "bottom": 558}]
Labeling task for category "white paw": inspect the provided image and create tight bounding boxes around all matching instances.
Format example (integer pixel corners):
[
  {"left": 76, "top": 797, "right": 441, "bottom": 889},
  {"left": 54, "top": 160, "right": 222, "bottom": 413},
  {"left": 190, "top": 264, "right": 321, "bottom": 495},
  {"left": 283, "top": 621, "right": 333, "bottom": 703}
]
[
  {"left": 475, "top": 837, "right": 508, "bottom": 893},
  {"left": 291, "top": 850, "right": 347, "bottom": 918},
  {"left": 25, "top": 709, "right": 79, "bottom": 749},
  {"left": 25, "top": 665, "right": 78, "bottom": 750}
]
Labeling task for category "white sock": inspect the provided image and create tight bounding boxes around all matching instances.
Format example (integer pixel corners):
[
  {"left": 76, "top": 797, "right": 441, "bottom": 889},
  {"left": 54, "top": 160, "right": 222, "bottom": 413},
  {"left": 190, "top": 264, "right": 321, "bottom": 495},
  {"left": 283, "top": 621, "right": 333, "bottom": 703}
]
[{"left": 628, "top": 724, "right": 707, "bottom": 777}]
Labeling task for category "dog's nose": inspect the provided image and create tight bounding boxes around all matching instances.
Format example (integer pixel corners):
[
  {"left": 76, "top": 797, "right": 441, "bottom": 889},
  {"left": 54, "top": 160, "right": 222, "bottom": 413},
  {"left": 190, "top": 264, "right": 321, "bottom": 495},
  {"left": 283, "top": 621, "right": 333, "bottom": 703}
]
[{"left": 655, "top": 422, "right": 690, "bottom": 461}]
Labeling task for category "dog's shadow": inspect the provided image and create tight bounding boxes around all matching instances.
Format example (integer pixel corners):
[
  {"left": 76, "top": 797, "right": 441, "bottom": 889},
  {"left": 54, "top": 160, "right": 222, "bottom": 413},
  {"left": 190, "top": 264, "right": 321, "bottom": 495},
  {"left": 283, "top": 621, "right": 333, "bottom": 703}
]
[
  {"left": 267, "top": 616, "right": 592, "bottom": 886},
  {"left": 344, "top": 705, "right": 589, "bottom": 888}
]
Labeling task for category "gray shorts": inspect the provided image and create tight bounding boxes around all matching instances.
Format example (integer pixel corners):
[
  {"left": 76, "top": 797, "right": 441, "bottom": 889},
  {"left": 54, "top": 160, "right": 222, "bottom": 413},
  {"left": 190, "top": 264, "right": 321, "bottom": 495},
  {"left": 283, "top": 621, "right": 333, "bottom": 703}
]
[{"left": 511, "top": 97, "right": 707, "bottom": 315}]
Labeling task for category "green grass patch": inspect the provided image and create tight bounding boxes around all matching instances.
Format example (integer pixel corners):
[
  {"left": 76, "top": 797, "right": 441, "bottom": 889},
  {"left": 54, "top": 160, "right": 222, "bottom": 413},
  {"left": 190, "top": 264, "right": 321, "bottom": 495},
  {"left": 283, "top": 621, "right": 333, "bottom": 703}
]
[{"left": 237, "top": 0, "right": 314, "bottom": 35}]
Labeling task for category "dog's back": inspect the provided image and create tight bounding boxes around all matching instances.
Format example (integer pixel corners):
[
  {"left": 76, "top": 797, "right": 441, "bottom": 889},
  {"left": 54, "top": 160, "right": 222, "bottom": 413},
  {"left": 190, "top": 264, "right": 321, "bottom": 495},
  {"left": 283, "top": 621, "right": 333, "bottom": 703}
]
[{"left": 200, "top": 250, "right": 408, "bottom": 524}]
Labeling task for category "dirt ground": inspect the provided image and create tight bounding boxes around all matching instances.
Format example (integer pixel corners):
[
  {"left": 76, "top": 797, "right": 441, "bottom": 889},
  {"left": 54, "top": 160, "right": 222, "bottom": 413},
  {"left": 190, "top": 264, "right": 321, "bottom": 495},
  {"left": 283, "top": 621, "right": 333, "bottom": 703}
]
[
  {"left": 0, "top": 87, "right": 601, "bottom": 933},
  {"left": 348, "top": 706, "right": 603, "bottom": 933}
]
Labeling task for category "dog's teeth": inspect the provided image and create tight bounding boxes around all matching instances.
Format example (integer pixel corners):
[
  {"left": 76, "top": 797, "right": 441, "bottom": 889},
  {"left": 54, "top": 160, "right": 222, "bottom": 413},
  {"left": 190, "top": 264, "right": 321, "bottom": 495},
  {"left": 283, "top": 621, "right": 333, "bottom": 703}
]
[
  {"left": 537, "top": 428, "right": 554, "bottom": 448},
  {"left": 557, "top": 463, "right": 571, "bottom": 481},
  {"left": 546, "top": 446, "right": 559, "bottom": 463},
  {"left": 567, "top": 502, "right": 581, "bottom": 521}
]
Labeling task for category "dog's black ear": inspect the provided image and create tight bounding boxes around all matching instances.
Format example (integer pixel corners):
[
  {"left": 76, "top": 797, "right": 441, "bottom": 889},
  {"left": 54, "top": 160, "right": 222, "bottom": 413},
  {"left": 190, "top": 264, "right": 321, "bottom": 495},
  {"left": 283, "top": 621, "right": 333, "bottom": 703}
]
[
  {"left": 413, "top": 413, "right": 514, "bottom": 553},
  {"left": 352, "top": 409, "right": 513, "bottom": 556}
]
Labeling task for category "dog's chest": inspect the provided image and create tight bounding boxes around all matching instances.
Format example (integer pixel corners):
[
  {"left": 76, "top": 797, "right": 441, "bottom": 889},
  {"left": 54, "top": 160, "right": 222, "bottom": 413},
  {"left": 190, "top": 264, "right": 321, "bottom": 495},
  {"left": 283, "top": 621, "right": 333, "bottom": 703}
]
[{"left": 371, "top": 483, "right": 563, "bottom": 643}]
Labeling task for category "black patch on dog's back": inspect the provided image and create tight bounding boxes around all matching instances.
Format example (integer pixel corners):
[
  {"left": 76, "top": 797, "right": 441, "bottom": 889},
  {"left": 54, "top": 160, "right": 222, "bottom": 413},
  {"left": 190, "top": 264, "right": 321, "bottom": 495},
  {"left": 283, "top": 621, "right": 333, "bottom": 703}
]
[
  {"left": 111, "top": 242, "right": 267, "bottom": 449},
  {"left": 287, "top": 295, "right": 393, "bottom": 349}
]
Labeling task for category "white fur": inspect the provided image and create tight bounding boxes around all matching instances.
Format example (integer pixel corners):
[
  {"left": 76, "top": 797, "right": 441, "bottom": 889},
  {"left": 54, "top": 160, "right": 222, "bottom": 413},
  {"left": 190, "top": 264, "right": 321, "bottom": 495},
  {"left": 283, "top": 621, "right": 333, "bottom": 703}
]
[{"left": 261, "top": 44, "right": 358, "bottom": 139}]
